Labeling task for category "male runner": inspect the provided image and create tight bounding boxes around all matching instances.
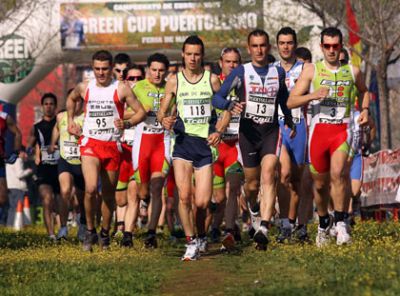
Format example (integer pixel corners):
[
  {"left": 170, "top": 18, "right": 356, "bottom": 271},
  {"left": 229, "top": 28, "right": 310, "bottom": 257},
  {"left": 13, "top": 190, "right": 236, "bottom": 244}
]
[
  {"left": 288, "top": 27, "right": 370, "bottom": 247},
  {"left": 49, "top": 92, "right": 86, "bottom": 241},
  {"left": 0, "top": 110, "right": 22, "bottom": 209},
  {"left": 28, "top": 93, "right": 60, "bottom": 241},
  {"left": 113, "top": 53, "right": 131, "bottom": 82},
  {"left": 158, "top": 35, "right": 230, "bottom": 260},
  {"left": 132, "top": 53, "right": 171, "bottom": 248},
  {"left": 211, "top": 47, "right": 243, "bottom": 250},
  {"left": 213, "top": 29, "right": 295, "bottom": 250},
  {"left": 274, "top": 27, "right": 307, "bottom": 242},
  {"left": 66, "top": 50, "right": 146, "bottom": 251}
]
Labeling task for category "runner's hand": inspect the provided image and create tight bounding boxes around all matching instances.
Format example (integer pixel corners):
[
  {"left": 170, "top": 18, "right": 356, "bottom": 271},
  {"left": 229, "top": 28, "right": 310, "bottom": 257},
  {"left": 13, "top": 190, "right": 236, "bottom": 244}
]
[
  {"left": 68, "top": 121, "right": 81, "bottom": 136},
  {"left": 358, "top": 109, "right": 369, "bottom": 126},
  {"left": 314, "top": 87, "right": 329, "bottom": 101},
  {"left": 207, "top": 132, "right": 221, "bottom": 147},
  {"left": 162, "top": 116, "right": 176, "bottom": 130},
  {"left": 47, "top": 145, "right": 58, "bottom": 154},
  {"left": 114, "top": 119, "right": 125, "bottom": 130},
  {"left": 228, "top": 101, "right": 245, "bottom": 115}
]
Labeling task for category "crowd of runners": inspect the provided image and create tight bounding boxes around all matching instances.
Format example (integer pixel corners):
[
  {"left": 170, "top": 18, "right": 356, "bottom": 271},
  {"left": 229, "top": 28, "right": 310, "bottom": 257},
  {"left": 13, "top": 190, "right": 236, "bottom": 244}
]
[{"left": 0, "top": 26, "right": 376, "bottom": 261}]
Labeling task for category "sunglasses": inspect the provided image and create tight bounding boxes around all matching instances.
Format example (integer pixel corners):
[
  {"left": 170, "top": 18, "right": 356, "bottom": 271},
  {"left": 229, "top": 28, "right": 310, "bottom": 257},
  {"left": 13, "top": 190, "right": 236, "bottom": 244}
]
[
  {"left": 127, "top": 76, "right": 142, "bottom": 81},
  {"left": 114, "top": 68, "right": 126, "bottom": 73},
  {"left": 322, "top": 43, "right": 341, "bottom": 50}
]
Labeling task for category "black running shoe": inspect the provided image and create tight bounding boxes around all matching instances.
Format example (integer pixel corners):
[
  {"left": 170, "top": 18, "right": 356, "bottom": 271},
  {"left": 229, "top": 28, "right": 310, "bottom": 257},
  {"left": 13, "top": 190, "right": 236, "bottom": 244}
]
[
  {"left": 99, "top": 232, "right": 111, "bottom": 250},
  {"left": 120, "top": 232, "right": 133, "bottom": 248},
  {"left": 210, "top": 228, "right": 221, "bottom": 243},
  {"left": 83, "top": 230, "right": 98, "bottom": 252},
  {"left": 144, "top": 233, "right": 157, "bottom": 249}
]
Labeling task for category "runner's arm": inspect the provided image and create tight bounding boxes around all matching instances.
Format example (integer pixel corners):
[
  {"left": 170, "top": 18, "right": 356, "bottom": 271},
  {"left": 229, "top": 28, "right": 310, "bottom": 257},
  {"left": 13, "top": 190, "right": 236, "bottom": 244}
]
[
  {"left": 288, "top": 63, "right": 328, "bottom": 108},
  {"left": 66, "top": 83, "right": 85, "bottom": 135},
  {"left": 157, "top": 75, "right": 177, "bottom": 130},
  {"left": 121, "top": 83, "right": 147, "bottom": 127},
  {"left": 6, "top": 115, "right": 22, "bottom": 152},
  {"left": 212, "top": 66, "right": 244, "bottom": 113},
  {"left": 353, "top": 66, "right": 370, "bottom": 126},
  {"left": 48, "top": 113, "right": 61, "bottom": 153}
]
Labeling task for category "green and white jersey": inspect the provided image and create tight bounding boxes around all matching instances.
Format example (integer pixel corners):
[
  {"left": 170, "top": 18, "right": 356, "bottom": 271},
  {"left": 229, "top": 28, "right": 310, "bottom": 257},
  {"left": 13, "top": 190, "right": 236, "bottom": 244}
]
[
  {"left": 59, "top": 111, "right": 84, "bottom": 165},
  {"left": 310, "top": 61, "right": 355, "bottom": 125},
  {"left": 174, "top": 70, "right": 216, "bottom": 139}
]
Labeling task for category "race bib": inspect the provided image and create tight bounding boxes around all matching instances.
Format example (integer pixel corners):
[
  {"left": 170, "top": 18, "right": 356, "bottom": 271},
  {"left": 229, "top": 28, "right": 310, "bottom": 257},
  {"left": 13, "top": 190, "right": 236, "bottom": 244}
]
[
  {"left": 245, "top": 97, "right": 275, "bottom": 122},
  {"left": 143, "top": 113, "right": 163, "bottom": 134},
  {"left": 41, "top": 146, "right": 60, "bottom": 165},
  {"left": 63, "top": 141, "right": 80, "bottom": 160},
  {"left": 183, "top": 99, "right": 211, "bottom": 123},
  {"left": 123, "top": 128, "right": 135, "bottom": 146},
  {"left": 319, "top": 103, "right": 346, "bottom": 124}
]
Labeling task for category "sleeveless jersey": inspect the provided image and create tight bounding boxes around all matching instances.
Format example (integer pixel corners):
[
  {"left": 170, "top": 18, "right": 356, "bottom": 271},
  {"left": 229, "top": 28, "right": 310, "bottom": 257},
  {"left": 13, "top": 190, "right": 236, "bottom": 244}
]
[
  {"left": 82, "top": 79, "right": 124, "bottom": 141},
  {"left": 243, "top": 63, "right": 280, "bottom": 125},
  {"left": 0, "top": 112, "right": 8, "bottom": 157},
  {"left": 59, "top": 111, "right": 84, "bottom": 165},
  {"left": 175, "top": 70, "right": 214, "bottom": 139},
  {"left": 274, "top": 60, "right": 304, "bottom": 123},
  {"left": 133, "top": 79, "right": 165, "bottom": 135},
  {"left": 310, "top": 61, "right": 355, "bottom": 125},
  {"left": 34, "top": 118, "right": 60, "bottom": 165}
]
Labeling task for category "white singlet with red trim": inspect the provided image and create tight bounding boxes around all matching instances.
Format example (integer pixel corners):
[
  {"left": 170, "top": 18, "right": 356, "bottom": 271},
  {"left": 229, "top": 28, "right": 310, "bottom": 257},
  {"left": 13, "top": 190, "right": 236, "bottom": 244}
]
[{"left": 82, "top": 79, "right": 124, "bottom": 142}]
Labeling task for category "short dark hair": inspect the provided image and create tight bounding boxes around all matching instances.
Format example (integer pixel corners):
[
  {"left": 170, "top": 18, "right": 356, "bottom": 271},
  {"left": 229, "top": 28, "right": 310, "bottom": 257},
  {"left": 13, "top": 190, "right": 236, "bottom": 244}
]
[
  {"left": 127, "top": 64, "right": 145, "bottom": 78},
  {"left": 92, "top": 50, "right": 113, "bottom": 65},
  {"left": 182, "top": 35, "right": 205, "bottom": 67},
  {"left": 220, "top": 47, "right": 242, "bottom": 63},
  {"left": 247, "top": 29, "right": 270, "bottom": 45},
  {"left": 114, "top": 53, "right": 131, "bottom": 67},
  {"left": 339, "top": 48, "right": 350, "bottom": 64},
  {"left": 321, "top": 27, "right": 343, "bottom": 45},
  {"left": 295, "top": 47, "right": 312, "bottom": 62},
  {"left": 147, "top": 53, "right": 170, "bottom": 69},
  {"left": 41, "top": 93, "right": 57, "bottom": 106},
  {"left": 182, "top": 35, "right": 205, "bottom": 55},
  {"left": 267, "top": 54, "right": 276, "bottom": 64},
  {"left": 276, "top": 27, "right": 297, "bottom": 45}
]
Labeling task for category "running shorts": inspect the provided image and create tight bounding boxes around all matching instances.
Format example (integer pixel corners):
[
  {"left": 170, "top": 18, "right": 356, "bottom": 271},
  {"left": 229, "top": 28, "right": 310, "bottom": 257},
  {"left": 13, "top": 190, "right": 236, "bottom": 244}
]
[
  {"left": 213, "top": 140, "right": 243, "bottom": 189},
  {"left": 37, "top": 164, "right": 60, "bottom": 193},
  {"left": 0, "top": 158, "right": 5, "bottom": 178},
  {"left": 279, "top": 118, "right": 307, "bottom": 166},
  {"left": 239, "top": 127, "right": 282, "bottom": 168},
  {"left": 58, "top": 157, "right": 85, "bottom": 191},
  {"left": 79, "top": 137, "right": 121, "bottom": 172},
  {"left": 309, "top": 123, "right": 351, "bottom": 174},
  {"left": 117, "top": 143, "right": 134, "bottom": 191},
  {"left": 350, "top": 153, "right": 363, "bottom": 181}
]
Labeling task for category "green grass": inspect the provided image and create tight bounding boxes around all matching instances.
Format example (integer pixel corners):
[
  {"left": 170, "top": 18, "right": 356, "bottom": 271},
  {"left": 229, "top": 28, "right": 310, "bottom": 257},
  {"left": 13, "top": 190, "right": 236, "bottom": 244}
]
[{"left": 1, "top": 221, "right": 400, "bottom": 295}]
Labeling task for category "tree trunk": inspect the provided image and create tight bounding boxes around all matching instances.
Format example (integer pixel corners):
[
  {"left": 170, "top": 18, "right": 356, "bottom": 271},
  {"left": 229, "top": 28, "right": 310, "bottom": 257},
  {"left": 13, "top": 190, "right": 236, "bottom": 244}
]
[{"left": 376, "top": 66, "right": 392, "bottom": 149}]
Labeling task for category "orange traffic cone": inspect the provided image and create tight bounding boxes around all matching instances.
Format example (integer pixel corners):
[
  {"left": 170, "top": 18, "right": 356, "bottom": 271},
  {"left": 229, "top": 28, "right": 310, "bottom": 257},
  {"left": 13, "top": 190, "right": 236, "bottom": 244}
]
[
  {"left": 23, "top": 195, "right": 32, "bottom": 225},
  {"left": 13, "top": 199, "right": 24, "bottom": 231}
]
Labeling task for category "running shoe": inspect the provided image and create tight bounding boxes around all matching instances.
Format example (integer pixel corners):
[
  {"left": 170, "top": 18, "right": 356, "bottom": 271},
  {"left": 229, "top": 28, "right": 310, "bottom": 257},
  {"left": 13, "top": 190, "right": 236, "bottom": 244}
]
[
  {"left": 277, "top": 225, "right": 292, "bottom": 244},
  {"left": 316, "top": 227, "right": 331, "bottom": 248},
  {"left": 254, "top": 226, "right": 269, "bottom": 250},
  {"left": 77, "top": 223, "right": 87, "bottom": 242},
  {"left": 82, "top": 230, "right": 98, "bottom": 252},
  {"left": 293, "top": 224, "right": 310, "bottom": 243},
  {"left": 120, "top": 232, "right": 133, "bottom": 248},
  {"left": 197, "top": 237, "right": 208, "bottom": 253},
  {"left": 221, "top": 232, "right": 235, "bottom": 251},
  {"left": 181, "top": 240, "right": 200, "bottom": 261},
  {"left": 336, "top": 221, "right": 352, "bottom": 245},
  {"left": 99, "top": 232, "right": 111, "bottom": 250},
  {"left": 56, "top": 226, "right": 68, "bottom": 241},
  {"left": 210, "top": 228, "right": 221, "bottom": 243},
  {"left": 248, "top": 202, "right": 261, "bottom": 232},
  {"left": 144, "top": 233, "right": 158, "bottom": 249},
  {"left": 233, "top": 223, "right": 242, "bottom": 242},
  {"left": 49, "top": 234, "right": 57, "bottom": 243}
]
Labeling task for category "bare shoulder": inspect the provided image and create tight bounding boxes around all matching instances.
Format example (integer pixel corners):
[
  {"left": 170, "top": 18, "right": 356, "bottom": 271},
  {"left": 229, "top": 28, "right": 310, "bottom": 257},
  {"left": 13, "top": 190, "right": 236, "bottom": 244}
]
[
  {"left": 76, "top": 81, "right": 88, "bottom": 97},
  {"left": 301, "top": 63, "right": 315, "bottom": 79},
  {"left": 210, "top": 73, "right": 220, "bottom": 83}
]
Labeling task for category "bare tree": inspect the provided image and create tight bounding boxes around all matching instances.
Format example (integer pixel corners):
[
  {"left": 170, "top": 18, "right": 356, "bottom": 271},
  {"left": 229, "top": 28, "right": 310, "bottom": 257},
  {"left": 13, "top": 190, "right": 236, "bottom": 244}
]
[{"left": 294, "top": 0, "right": 400, "bottom": 149}]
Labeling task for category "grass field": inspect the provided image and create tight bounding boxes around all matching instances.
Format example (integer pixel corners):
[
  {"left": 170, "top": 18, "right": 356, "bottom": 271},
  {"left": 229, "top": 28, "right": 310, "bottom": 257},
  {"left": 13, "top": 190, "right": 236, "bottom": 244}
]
[{"left": 1, "top": 221, "right": 400, "bottom": 295}]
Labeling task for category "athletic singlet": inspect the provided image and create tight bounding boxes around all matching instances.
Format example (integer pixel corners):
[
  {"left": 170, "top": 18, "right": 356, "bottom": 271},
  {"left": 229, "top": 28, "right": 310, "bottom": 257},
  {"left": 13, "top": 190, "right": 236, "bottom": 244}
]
[
  {"left": 310, "top": 61, "right": 355, "bottom": 125},
  {"left": 274, "top": 60, "right": 304, "bottom": 123},
  {"left": 34, "top": 118, "right": 60, "bottom": 165},
  {"left": 133, "top": 79, "right": 165, "bottom": 135},
  {"left": 174, "top": 70, "right": 215, "bottom": 139},
  {"left": 59, "top": 111, "right": 84, "bottom": 165},
  {"left": 216, "top": 74, "right": 239, "bottom": 141},
  {"left": 82, "top": 79, "right": 124, "bottom": 142},
  {"left": 0, "top": 112, "right": 8, "bottom": 157}
]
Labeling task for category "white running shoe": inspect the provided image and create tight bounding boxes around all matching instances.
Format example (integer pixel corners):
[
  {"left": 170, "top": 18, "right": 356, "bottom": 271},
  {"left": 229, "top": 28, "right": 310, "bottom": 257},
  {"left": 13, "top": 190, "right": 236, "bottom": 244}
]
[
  {"left": 336, "top": 221, "right": 352, "bottom": 245},
  {"left": 329, "top": 224, "right": 338, "bottom": 238},
  {"left": 316, "top": 227, "right": 331, "bottom": 248},
  {"left": 248, "top": 203, "right": 261, "bottom": 232},
  {"left": 197, "top": 237, "right": 208, "bottom": 253},
  {"left": 254, "top": 226, "right": 269, "bottom": 250},
  {"left": 181, "top": 241, "right": 200, "bottom": 261},
  {"left": 57, "top": 226, "right": 68, "bottom": 241}
]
